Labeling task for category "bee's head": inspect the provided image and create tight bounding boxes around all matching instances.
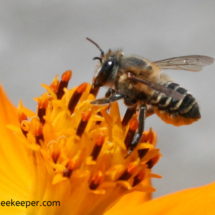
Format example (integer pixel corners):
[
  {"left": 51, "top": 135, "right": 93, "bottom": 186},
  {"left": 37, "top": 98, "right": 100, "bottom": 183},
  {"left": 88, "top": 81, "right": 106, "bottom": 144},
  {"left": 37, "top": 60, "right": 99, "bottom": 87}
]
[{"left": 87, "top": 37, "right": 121, "bottom": 88}]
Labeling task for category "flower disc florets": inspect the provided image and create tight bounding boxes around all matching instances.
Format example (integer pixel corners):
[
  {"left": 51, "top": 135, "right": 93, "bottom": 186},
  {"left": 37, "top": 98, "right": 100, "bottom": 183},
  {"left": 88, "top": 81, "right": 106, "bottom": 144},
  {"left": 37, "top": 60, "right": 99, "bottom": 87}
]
[{"left": 13, "top": 70, "right": 161, "bottom": 215}]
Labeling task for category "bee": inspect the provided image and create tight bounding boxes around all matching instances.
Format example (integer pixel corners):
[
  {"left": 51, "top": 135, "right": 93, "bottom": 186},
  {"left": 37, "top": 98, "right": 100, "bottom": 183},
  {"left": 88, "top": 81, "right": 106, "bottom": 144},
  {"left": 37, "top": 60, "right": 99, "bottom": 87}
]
[{"left": 86, "top": 37, "right": 214, "bottom": 156}]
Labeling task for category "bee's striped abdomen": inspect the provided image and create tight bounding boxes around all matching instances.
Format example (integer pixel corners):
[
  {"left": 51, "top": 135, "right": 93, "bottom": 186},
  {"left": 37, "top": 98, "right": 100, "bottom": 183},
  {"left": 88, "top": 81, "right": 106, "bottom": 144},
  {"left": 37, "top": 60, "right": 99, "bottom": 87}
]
[{"left": 150, "top": 82, "right": 200, "bottom": 126}]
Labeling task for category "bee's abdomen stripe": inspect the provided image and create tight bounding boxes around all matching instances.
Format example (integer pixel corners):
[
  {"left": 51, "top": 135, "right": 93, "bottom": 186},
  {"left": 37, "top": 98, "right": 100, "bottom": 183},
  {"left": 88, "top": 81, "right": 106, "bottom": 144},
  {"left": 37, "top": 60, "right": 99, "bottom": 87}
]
[
  {"left": 169, "top": 86, "right": 187, "bottom": 111},
  {"left": 183, "top": 102, "right": 200, "bottom": 118},
  {"left": 178, "top": 94, "right": 195, "bottom": 113},
  {"left": 151, "top": 82, "right": 183, "bottom": 109},
  {"left": 166, "top": 82, "right": 179, "bottom": 89},
  {"left": 176, "top": 87, "right": 187, "bottom": 95},
  {"left": 150, "top": 92, "right": 162, "bottom": 105},
  {"left": 159, "top": 96, "right": 172, "bottom": 108},
  {"left": 150, "top": 82, "right": 200, "bottom": 119}
]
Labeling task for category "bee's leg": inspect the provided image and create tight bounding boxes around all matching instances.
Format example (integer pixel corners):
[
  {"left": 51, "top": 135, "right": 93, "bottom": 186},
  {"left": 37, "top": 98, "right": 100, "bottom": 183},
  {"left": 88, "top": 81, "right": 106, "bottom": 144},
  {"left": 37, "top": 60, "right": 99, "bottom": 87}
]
[
  {"left": 122, "top": 106, "right": 154, "bottom": 127},
  {"left": 125, "top": 104, "right": 146, "bottom": 158},
  {"left": 105, "top": 88, "right": 116, "bottom": 98},
  {"left": 121, "top": 97, "right": 137, "bottom": 126},
  {"left": 91, "top": 92, "right": 126, "bottom": 105}
]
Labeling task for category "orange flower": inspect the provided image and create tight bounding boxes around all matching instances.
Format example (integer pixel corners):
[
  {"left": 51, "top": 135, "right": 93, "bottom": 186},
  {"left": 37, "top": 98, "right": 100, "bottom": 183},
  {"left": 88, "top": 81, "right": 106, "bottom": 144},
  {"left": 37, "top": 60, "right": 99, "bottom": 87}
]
[
  {"left": 1, "top": 71, "right": 214, "bottom": 215},
  {"left": 0, "top": 71, "right": 160, "bottom": 215}
]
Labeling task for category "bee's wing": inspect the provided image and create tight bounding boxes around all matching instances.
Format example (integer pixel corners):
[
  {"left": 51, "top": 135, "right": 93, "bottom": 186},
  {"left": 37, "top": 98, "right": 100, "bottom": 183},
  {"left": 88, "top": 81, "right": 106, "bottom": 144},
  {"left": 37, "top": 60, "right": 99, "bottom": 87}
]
[
  {"left": 128, "top": 74, "right": 185, "bottom": 100},
  {"left": 153, "top": 55, "right": 214, "bottom": 72}
]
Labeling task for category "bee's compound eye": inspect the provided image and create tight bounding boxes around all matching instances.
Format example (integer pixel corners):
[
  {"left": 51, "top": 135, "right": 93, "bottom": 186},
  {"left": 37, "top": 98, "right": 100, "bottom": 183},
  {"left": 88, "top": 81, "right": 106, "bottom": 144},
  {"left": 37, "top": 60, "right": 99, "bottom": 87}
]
[
  {"left": 103, "top": 60, "right": 114, "bottom": 71},
  {"left": 97, "top": 60, "right": 116, "bottom": 86}
]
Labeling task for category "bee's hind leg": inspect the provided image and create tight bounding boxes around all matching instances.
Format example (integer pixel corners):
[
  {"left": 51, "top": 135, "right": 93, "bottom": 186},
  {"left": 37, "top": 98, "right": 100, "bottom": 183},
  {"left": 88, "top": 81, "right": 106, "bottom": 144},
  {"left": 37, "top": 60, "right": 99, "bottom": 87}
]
[
  {"left": 125, "top": 104, "right": 146, "bottom": 158},
  {"left": 121, "top": 97, "right": 138, "bottom": 126}
]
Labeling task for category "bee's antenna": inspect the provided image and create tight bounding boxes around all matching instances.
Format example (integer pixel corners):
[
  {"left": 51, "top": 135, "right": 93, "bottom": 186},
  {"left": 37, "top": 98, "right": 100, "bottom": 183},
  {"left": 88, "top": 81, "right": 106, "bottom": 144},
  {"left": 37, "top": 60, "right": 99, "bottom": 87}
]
[
  {"left": 86, "top": 37, "right": 104, "bottom": 57},
  {"left": 93, "top": 57, "right": 102, "bottom": 64}
]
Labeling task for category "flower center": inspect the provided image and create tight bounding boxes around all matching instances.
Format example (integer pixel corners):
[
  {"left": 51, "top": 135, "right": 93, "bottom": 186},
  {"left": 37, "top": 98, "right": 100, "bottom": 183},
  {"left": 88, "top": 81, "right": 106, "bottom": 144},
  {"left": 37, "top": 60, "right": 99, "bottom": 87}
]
[{"left": 15, "top": 70, "right": 161, "bottom": 215}]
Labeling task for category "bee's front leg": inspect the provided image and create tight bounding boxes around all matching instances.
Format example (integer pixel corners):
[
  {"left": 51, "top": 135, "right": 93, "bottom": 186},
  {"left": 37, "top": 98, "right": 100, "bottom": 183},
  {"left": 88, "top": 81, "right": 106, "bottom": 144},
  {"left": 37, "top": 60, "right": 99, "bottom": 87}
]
[
  {"left": 105, "top": 88, "right": 116, "bottom": 98},
  {"left": 91, "top": 92, "right": 126, "bottom": 105},
  {"left": 125, "top": 104, "right": 146, "bottom": 158}
]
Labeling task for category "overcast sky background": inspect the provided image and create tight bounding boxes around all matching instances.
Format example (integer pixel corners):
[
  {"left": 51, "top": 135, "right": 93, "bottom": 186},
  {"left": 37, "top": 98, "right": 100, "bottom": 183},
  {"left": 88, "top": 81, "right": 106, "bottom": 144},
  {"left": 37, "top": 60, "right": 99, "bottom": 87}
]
[{"left": 1, "top": 0, "right": 215, "bottom": 199}]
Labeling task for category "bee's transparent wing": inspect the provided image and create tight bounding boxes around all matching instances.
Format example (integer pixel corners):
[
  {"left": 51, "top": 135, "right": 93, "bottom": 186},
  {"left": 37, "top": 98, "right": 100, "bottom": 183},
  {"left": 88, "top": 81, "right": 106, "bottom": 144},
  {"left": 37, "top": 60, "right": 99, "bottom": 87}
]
[
  {"left": 127, "top": 74, "right": 185, "bottom": 100},
  {"left": 153, "top": 55, "right": 214, "bottom": 72}
]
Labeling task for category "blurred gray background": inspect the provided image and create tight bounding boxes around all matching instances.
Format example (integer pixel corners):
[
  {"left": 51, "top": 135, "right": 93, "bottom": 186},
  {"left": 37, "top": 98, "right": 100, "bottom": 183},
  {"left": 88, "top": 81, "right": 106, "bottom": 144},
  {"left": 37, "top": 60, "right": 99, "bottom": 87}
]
[{"left": 1, "top": 0, "right": 215, "bottom": 198}]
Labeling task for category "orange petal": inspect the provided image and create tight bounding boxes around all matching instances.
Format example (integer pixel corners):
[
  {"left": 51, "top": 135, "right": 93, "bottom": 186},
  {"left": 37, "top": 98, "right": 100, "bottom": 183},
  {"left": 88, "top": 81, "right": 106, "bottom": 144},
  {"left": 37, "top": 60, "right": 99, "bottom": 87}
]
[
  {"left": 111, "top": 181, "right": 215, "bottom": 215},
  {"left": 105, "top": 177, "right": 152, "bottom": 214},
  {"left": 0, "top": 84, "right": 18, "bottom": 125},
  {"left": 0, "top": 84, "right": 32, "bottom": 203}
]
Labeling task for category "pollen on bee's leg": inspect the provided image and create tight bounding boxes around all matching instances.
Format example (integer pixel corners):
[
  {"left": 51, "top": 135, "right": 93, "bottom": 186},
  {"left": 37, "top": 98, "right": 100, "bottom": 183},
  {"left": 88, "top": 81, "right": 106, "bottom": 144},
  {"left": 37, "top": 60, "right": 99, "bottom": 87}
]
[
  {"left": 89, "top": 171, "right": 104, "bottom": 190},
  {"left": 117, "top": 162, "right": 138, "bottom": 181},
  {"left": 68, "top": 82, "right": 88, "bottom": 114},
  {"left": 132, "top": 170, "right": 145, "bottom": 187},
  {"left": 57, "top": 70, "right": 72, "bottom": 99},
  {"left": 124, "top": 117, "right": 138, "bottom": 149},
  {"left": 37, "top": 94, "right": 49, "bottom": 124},
  {"left": 91, "top": 132, "right": 105, "bottom": 160},
  {"left": 76, "top": 111, "right": 91, "bottom": 137},
  {"left": 146, "top": 155, "right": 160, "bottom": 169}
]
